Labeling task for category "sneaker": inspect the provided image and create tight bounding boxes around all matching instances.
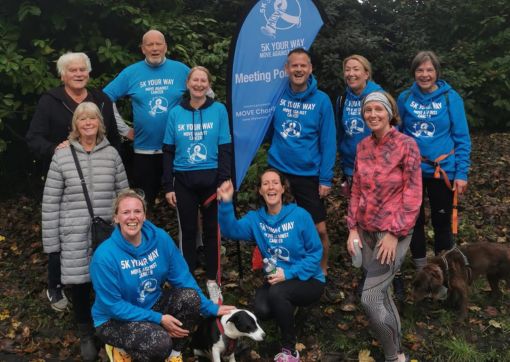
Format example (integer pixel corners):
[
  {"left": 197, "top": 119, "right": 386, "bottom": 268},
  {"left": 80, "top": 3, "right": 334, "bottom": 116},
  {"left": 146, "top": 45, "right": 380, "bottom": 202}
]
[
  {"left": 206, "top": 280, "right": 223, "bottom": 304},
  {"left": 165, "top": 354, "right": 183, "bottom": 362},
  {"left": 105, "top": 344, "right": 132, "bottom": 362},
  {"left": 274, "top": 348, "right": 299, "bottom": 362},
  {"left": 46, "top": 287, "right": 68, "bottom": 312}
]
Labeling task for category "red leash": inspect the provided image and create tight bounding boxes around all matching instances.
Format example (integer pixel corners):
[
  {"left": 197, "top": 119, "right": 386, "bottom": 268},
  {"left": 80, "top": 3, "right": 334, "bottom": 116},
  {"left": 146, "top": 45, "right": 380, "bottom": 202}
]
[{"left": 203, "top": 192, "right": 222, "bottom": 305}]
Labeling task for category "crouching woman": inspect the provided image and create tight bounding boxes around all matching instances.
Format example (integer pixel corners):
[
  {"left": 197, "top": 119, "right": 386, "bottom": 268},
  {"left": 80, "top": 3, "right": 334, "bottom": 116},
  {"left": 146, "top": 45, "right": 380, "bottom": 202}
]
[
  {"left": 346, "top": 92, "right": 422, "bottom": 362},
  {"left": 90, "top": 189, "right": 234, "bottom": 362},
  {"left": 217, "top": 170, "right": 325, "bottom": 361}
]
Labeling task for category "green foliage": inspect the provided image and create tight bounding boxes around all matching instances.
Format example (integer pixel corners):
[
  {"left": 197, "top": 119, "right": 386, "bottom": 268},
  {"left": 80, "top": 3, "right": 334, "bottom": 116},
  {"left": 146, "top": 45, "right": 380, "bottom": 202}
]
[
  {"left": 0, "top": 0, "right": 509, "bottom": 191},
  {"left": 442, "top": 336, "right": 483, "bottom": 362}
]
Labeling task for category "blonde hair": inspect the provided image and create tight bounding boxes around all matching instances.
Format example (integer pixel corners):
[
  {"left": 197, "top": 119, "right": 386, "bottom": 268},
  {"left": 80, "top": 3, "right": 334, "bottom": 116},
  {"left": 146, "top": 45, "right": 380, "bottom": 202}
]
[
  {"left": 342, "top": 54, "right": 372, "bottom": 80},
  {"left": 187, "top": 66, "right": 212, "bottom": 84},
  {"left": 68, "top": 102, "right": 106, "bottom": 142},
  {"left": 56, "top": 52, "right": 91, "bottom": 76},
  {"left": 113, "top": 189, "right": 147, "bottom": 217}
]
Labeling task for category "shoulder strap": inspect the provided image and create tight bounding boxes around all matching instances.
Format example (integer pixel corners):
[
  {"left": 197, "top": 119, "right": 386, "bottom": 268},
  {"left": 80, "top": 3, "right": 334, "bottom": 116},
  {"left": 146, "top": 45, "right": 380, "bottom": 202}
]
[{"left": 70, "top": 145, "right": 95, "bottom": 219}]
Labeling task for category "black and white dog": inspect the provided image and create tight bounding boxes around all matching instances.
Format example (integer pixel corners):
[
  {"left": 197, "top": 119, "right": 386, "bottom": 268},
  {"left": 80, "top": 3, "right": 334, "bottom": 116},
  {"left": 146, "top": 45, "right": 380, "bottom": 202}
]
[{"left": 192, "top": 309, "right": 265, "bottom": 362}]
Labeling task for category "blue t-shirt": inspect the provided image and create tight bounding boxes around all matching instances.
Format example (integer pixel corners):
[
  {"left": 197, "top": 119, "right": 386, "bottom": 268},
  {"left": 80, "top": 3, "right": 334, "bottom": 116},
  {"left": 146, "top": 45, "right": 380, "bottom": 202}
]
[
  {"left": 163, "top": 99, "right": 231, "bottom": 171},
  {"left": 104, "top": 59, "right": 190, "bottom": 150}
]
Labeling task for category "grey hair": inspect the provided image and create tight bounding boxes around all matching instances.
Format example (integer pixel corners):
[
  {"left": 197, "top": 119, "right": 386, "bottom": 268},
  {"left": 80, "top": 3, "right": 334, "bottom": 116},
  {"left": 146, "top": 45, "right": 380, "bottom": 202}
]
[{"left": 56, "top": 52, "right": 92, "bottom": 76}]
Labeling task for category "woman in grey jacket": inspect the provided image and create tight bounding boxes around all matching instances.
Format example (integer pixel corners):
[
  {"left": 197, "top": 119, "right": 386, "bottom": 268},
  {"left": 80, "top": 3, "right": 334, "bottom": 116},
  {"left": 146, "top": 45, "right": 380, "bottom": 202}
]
[{"left": 42, "top": 102, "right": 128, "bottom": 361}]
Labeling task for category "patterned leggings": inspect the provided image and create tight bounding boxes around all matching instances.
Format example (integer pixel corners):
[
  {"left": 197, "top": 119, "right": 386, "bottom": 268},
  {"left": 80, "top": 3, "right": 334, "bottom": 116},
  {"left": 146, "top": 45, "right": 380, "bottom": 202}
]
[
  {"left": 359, "top": 229, "right": 411, "bottom": 362},
  {"left": 96, "top": 287, "right": 201, "bottom": 362}
]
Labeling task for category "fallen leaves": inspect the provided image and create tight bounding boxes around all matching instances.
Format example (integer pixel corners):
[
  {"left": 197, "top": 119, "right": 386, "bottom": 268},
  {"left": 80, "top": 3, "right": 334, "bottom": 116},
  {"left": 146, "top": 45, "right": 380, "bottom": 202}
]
[{"left": 358, "top": 349, "right": 376, "bottom": 362}]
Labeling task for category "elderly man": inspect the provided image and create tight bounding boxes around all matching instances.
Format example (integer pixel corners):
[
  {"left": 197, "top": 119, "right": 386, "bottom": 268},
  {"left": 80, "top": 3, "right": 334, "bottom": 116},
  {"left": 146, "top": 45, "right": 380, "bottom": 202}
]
[{"left": 104, "top": 30, "right": 189, "bottom": 208}]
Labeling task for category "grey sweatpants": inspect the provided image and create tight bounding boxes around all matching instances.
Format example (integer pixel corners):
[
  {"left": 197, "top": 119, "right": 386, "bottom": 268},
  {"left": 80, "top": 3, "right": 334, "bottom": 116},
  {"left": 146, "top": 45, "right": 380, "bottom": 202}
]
[{"left": 359, "top": 229, "right": 411, "bottom": 362}]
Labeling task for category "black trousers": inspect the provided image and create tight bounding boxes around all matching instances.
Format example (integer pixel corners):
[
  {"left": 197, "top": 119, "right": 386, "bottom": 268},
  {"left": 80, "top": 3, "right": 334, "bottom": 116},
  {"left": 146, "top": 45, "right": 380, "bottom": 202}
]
[
  {"left": 132, "top": 153, "right": 163, "bottom": 210},
  {"left": 253, "top": 278, "right": 324, "bottom": 350},
  {"left": 410, "top": 177, "right": 454, "bottom": 259},
  {"left": 174, "top": 172, "right": 218, "bottom": 281},
  {"left": 96, "top": 288, "right": 201, "bottom": 361}
]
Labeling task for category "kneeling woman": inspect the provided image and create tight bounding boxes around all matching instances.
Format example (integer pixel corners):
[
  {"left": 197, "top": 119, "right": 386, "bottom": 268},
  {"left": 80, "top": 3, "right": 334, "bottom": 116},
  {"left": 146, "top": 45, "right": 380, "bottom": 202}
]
[
  {"left": 347, "top": 92, "right": 422, "bottom": 362},
  {"left": 217, "top": 170, "right": 324, "bottom": 362},
  {"left": 90, "top": 190, "right": 234, "bottom": 362}
]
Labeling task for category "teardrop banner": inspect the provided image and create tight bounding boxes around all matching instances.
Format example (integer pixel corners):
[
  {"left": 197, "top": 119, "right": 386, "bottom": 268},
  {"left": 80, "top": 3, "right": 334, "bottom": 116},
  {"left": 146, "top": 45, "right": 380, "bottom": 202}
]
[{"left": 227, "top": 0, "right": 326, "bottom": 189}]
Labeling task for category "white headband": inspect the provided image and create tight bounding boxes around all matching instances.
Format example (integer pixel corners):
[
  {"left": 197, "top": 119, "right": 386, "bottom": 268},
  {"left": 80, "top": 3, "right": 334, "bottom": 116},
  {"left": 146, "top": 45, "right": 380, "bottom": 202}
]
[{"left": 363, "top": 92, "right": 393, "bottom": 120}]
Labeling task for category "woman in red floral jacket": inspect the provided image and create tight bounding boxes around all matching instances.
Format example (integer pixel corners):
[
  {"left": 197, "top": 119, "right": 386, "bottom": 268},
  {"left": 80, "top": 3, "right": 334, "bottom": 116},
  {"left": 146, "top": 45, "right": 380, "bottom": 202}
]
[{"left": 346, "top": 91, "right": 422, "bottom": 362}]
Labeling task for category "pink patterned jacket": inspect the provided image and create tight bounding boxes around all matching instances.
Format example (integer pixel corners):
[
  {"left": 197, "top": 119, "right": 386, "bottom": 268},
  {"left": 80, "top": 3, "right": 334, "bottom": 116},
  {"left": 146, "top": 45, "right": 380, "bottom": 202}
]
[{"left": 347, "top": 128, "right": 422, "bottom": 237}]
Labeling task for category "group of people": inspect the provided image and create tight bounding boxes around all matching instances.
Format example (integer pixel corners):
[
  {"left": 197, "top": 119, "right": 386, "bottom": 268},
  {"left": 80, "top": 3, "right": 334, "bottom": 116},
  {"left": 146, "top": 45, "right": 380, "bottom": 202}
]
[{"left": 26, "top": 26, "right": 470, "bottom": 362}]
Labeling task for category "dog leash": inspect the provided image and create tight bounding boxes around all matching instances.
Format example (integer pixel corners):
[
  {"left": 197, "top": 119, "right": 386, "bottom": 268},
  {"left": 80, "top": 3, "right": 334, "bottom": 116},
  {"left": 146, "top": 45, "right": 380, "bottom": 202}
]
[{"left": 203, "top": 192, "right": 223, "bottom": 305}]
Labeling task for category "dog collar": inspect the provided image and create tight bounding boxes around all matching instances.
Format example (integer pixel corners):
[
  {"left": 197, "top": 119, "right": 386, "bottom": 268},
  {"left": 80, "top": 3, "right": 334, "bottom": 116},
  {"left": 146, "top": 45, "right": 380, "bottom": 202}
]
[{"left": 216, "top": 318, "right": 237, "bottom": 357}]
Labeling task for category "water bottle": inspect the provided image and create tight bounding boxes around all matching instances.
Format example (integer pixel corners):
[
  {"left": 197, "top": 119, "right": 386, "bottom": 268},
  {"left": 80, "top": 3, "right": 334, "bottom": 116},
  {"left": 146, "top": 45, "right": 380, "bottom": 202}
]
[
  {"left": 351, "top": 239, "right": 362, "bottom": 268},
  {"left": 263, "top": 256, "right": 277, "bottom": 275}
]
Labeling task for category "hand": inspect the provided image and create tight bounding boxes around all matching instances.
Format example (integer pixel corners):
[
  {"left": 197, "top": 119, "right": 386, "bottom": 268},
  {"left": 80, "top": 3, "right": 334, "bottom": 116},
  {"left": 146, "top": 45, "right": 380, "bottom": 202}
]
[
  {"left": 126, "top": 128, "right": 135, "bottom": 141},
  {"left": 165, "top": 192, "right": 177, "bottom": 207},
  {"left": 376, "top": 233, "right": 398, "bottom": 265},
  {"left": 267, "top": 267, "right": 285, "bottom": 285},
  {"left": 347, "top": 229, "right": 362, "bottom": 257},
  {"left": 161, "top": 314, "right": 189, "bottom": 338},
  {"left": 216, "top": 304, "right": 236, "bottom": 316},
  {"left": 454, "top": 179, "right": 468, "bottom": 195},
  {"left": 318, "top": 184, "right": 331, "bottom": 198},
  {"left": 217, "top": 180, "right": 234, "bottom": 202},
  {"left": 55, "top": 140, "right": 70, "bottom": 151}
]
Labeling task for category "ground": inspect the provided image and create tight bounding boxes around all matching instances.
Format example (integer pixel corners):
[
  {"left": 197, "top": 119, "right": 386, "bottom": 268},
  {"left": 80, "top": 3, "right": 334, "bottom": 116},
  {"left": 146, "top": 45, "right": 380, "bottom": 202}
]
[{"left": 1, "top": 132, "right": 509, "bottom": 362}]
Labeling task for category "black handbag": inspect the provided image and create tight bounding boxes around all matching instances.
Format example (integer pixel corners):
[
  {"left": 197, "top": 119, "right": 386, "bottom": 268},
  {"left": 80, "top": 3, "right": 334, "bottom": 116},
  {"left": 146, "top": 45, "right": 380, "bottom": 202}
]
[{"left": 70, "top": 145, "right": 114, "bottom": 250}]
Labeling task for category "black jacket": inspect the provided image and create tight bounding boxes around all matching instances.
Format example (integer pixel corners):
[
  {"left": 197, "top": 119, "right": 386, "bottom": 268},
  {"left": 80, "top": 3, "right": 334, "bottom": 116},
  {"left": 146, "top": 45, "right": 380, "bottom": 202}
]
[{"left": 26, "top": 86, "right": 121, "bottom": 173}]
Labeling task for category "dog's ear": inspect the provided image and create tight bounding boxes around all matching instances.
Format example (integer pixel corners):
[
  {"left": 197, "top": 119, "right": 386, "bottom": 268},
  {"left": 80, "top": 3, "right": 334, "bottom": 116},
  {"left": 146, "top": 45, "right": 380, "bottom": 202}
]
[{"left": 427, "top": 264, "right": 444, "bottom": 284}]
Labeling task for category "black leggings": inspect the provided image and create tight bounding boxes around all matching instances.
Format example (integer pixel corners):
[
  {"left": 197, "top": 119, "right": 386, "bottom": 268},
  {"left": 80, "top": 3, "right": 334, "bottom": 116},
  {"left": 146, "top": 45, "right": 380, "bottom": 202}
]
[
  {"left": 132, "top": 153, "right": 163, "bottom": 210},
  {"left": 410, "top": 177, "right": 454, "bottom": 259},
  {"left": 96, "top": 288, "right": 201, "bottom": 362},
  {"left": 253, "top": 278, "right": 324, "bottom": 350},
  {"left": 174, "top": 176, "right": 218, "bottom": 280}
]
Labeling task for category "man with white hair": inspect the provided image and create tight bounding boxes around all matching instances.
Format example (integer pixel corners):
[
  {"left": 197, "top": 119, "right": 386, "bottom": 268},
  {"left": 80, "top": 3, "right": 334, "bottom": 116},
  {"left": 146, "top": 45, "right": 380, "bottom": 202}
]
[{"left": 104, "top": 30, "right": 190, "bottom": 208}]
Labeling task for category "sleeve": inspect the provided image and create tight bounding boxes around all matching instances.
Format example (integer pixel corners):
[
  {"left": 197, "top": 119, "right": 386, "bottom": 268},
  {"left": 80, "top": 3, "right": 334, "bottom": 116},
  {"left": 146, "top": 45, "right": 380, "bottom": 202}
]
[
  {"left": 113, "top": 103, "right": 132, "bottom": 137},
  {"left": 90, "top": 258, "right": 163, "bottom": 324},
  {"left": 217, "top": 143, "right": 232, "bottom": 186},
  {"left": 114, "top": 150, "right": 129, "bottom": 192},
  {"left": 103, "top": 70, "right": 129, "bottom": 102},
  {"left": 285, "top": 211, "right": 323, "bottom": 280},
  {"left": 218, "top": 202, "right": 255, "bottom": 241},
  {"left": 396, "top": 91, "right": 409, "bottom": 132},
  {"left": 216, "top": 103, "right": 232, "bottom": 185},
  {"left": 449, "top": 91, "right": 471, "bottom": 181},
  {"left": 161, "top": 232, "right": 219, "bottom": 317},
  {"left": 162, "top": 144, "right": 176, "bottom": 193},
  {"left": 319, "top": 97, "right": 337, "bottom": 186},
  {"left": 26, "top": 95, "right": 57, "bottom": 159},
  {"left": 101, "top": 98, "right": 122, "bottom": 152},
  {"left": 388, "top": 139, "right": 423, "bottom": 237},
  {"left": 41, "top": 154, "right": 64, "bottom": 253},
  {"left": 336, "top": 95, "right": 345, "bottom": 153},
  {"left": 346, "top": 144, "right": 362, "bottom": 230}
]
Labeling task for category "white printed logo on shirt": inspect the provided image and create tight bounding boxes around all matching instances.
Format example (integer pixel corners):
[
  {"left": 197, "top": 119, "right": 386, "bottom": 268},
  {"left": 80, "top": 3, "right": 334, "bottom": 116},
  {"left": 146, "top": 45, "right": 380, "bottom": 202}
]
[
  {"left": 137, "top": 278, "right": 158, "bottom": 303},
  {"left": 187, "top": 143, "right": 208, "bottom": 163},
  {"left": 345, "top": 118, "right": 365, "bottom": 136},
  {"left": 148, "top": 96, "right": 169, "bottom": 116},
  {"left": 411, "top": 122, "right": 435, "bottom": 138},
  {"left": 280, "top": 119, "right": 302, "bottom": 139}
]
